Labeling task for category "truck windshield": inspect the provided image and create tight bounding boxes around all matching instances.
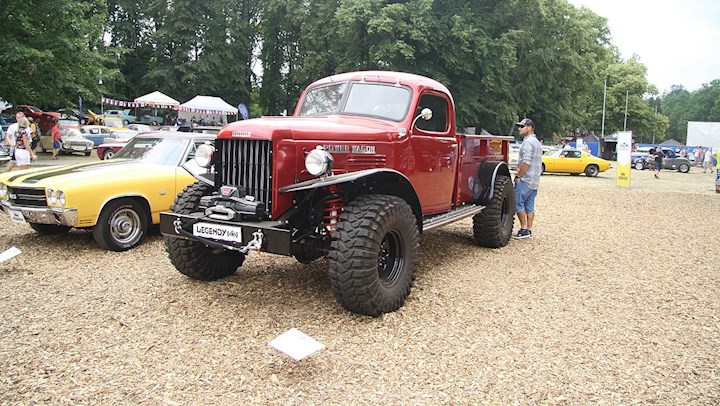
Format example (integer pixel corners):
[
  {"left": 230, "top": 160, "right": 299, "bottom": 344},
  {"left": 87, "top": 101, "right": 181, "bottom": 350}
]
[{"left": 298, "top": 82, "right": 411, "bottom": 122}]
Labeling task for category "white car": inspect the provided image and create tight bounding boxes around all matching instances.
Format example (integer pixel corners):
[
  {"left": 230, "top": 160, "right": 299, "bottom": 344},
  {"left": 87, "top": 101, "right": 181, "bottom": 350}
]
[
  {"left": 127, "top": 124, "right": 153, "bottom": 132},
  {"left": 80, "top": 125, "right": 112, "bottom": 146}
]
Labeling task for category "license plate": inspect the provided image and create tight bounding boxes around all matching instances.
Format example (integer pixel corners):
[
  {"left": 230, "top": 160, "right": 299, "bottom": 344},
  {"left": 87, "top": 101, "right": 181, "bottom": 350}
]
[
  {"left": 193, "top": 222, "right": 242, "bottom": 243},
  {"left": 72, "top": 146, "right": 86, "bottom": 151},
  {"left": 8, "top": 209, "right": 26, "bottom": 224}
]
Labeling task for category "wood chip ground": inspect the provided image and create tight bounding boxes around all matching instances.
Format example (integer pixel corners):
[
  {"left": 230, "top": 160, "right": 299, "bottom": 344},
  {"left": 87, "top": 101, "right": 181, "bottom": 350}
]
[{"left": 1, "top": 167, "right": 718, "bottom": 404}]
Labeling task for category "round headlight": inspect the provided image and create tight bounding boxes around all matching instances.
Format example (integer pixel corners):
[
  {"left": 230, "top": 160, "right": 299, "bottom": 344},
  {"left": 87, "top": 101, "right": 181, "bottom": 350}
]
[
  {"left": 195, "top": 144, "right": 215, "bottom": 168},
  {"left": 47, "top": 189, "right": 57, "bottom": 204},
  {"left": 0, "top": 183, "right": 7, "bottom": 198},
  {"left": 305, "top": 147, "right": 334, "bottom": 177},
  {"left": 57, "top": 190, "right": 66, "bottom": 206}
]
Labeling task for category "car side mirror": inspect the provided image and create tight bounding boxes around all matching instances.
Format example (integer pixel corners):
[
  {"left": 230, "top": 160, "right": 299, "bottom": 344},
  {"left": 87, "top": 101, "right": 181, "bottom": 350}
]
[{"left": 406, "top": 108, "right": 433, "bottom": 138}]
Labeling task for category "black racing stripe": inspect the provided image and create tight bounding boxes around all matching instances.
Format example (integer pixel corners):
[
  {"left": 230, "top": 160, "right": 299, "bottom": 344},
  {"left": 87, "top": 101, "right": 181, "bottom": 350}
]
[{"left": 13, "top": 160, "right": 135, "bottom": 183}]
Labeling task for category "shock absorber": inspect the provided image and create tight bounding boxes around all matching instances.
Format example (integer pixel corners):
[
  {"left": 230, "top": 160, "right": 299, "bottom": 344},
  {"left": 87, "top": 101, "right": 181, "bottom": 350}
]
[{"left": 322, "top": 191, "right": 344, "bottom": 233}]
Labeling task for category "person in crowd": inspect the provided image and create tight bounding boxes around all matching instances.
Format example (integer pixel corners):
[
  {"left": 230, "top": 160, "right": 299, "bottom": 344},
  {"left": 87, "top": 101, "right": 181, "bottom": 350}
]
[
  {"left": 28, "top": 117, "right": 40, "bottom": 151},
  {"left": 694, "top": 147, "right": 703, "bottom": 167},
  {"left": 679, "top": 147, "right": 687, "bottom": 158},
  {"left": 9, "top": 116, "right": 37, "bottom": 170},
  {"left": 51, "top": 121, "right": 62, "bottom": 159},
  {"left": 562, "top": 139, "right": 571, "bottom": 149},
  {"left": 703, "top": 147, "right": 713, "bottom": 173},
  {"left": 715, "top": 148, "right": 720, "bottom": 193},
  {"left": 513, "top": 118, "right": 543, "bottom": 239},
  {"left": 5, "top": 112, "right": 26, "bottom": 171},
  {"left": 653, "top": 146, "right": 664, "bottom": 179}
]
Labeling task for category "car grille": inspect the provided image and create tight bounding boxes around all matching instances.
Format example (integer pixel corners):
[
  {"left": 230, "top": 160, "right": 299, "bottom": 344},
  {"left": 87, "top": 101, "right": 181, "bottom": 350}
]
[
  {"left": 215, "top": 138, "right": 273, "bottom": 218},
  {"left": 67, "top": 141, "right": 91, "bottom": 147},
  {"left": 8, "top": 186, "right": 47, "bottom": 208}
]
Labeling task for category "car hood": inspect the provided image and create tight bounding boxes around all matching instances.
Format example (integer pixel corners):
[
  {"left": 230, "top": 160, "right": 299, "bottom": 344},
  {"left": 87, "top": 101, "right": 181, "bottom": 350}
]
[{"left": 0, "top": 160, "right": 175, "bottom": 188}]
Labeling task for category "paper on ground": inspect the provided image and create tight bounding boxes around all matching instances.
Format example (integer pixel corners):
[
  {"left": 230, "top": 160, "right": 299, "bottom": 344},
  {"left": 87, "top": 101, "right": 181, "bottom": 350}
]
[
  {"left": 269, "top": 328, "right": 325, "bottom": 361},
  {"left": 0, "top": 246, "right": 22, "bottom": 263}
]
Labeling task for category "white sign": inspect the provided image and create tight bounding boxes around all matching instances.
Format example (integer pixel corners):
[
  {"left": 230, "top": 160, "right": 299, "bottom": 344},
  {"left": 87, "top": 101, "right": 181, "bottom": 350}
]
[
  {"left": 269, "top": 328, "right": 325, "bottom": 361},
  {"left": 616, "top": 131, "right": 632, "bottom": 187},
  {"left": 0, "top": 246, "right": 22, "bottom": 263}
]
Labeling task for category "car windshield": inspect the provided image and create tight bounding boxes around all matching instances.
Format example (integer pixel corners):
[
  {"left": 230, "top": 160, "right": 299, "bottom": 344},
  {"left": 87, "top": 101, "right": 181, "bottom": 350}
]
[
  {"left": 548, "top": 149, "right": 564, "bottom": 157},
  {"left": 114, "top": 136, "right": 190, "bottom": 166},
  {"left": 297, "top": 82, "right": 412, "bottom": 121}
]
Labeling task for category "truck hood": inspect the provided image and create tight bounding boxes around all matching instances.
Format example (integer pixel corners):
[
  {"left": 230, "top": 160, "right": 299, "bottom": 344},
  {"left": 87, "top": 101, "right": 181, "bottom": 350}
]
[{"left": 220, "top": 115, "right": 404, "bottom": 142}]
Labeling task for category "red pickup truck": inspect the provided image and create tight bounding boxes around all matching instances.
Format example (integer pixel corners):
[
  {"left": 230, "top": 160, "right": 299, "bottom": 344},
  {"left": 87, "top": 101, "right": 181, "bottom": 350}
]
[{"left": 161, "top": 71, "right": 515, "bottom": 316}]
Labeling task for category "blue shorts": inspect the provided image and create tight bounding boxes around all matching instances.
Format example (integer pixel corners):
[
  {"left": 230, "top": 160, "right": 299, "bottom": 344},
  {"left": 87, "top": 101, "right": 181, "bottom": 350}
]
[
  {"left": 515, "top": 180, "right": 537, "bottom": 214},
  {"left": 654, "top": 161, "right": 662, "bottom": 170},
  {"left": 53, "top": 140, "right": 61, "bottom": 149}
]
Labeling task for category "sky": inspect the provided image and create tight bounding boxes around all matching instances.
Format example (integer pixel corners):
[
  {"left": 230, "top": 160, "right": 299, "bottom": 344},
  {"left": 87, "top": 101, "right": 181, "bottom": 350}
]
[{"left": 568, "top": 0, "right": 720, "bottom": 94}]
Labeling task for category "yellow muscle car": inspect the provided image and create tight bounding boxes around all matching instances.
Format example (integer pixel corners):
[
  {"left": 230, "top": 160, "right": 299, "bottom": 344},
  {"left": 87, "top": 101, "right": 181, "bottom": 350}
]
[
  {"left": 0, "top": 132, "right": 215, "bottom": 251},
  {"left": 541, "top": 148, "right": 611, "bottom": 177}
]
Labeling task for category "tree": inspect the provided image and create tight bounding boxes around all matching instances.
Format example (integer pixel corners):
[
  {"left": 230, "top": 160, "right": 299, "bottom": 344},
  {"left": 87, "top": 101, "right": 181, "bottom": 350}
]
[{"left": 0, "top": 0, "right": 116, "bottom": 109}]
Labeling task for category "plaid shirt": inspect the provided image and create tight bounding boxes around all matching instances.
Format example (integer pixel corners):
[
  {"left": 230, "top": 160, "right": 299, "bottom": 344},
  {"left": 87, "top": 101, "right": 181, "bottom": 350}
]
[{"left": 518, "top": 134, "right": 543, "bottom": 190}]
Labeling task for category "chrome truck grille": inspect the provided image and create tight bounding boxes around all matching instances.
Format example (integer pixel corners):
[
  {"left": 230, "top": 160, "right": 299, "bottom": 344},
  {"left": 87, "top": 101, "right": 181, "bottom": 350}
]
[{"left": 215, "top": 138, "right": 273, "bottom": 218}]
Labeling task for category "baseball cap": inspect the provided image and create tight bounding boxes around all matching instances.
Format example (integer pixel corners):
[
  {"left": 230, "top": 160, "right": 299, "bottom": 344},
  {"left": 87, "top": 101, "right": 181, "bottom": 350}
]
[{"left": 516, "top": 118, "right": 535, "bottom": 128}]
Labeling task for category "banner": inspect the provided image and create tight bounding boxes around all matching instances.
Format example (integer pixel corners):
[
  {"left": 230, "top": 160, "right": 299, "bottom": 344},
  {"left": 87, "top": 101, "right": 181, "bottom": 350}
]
[
  {"left": 616, "top": 131, "right": 632, "bottom": 187},
  {"left": 101, "top": 97, "right": 144, "bottom": 108}
]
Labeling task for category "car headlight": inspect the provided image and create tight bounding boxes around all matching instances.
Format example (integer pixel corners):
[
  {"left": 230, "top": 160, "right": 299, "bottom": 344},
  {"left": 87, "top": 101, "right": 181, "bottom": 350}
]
[
  {"left": 47, "top": 189, "right": 57, "bottom": 204},
  {"left": 195, "top": 144, "right": 215, "bottom": 168},
  {"left": 305, "top": 146, "right": 334, "bottom": 177},
  {"left": 57, "top": 190, "right": 66, "bottom": 206},
  {"left": 0, "top": 183, "right": 7, "bottom": 199}
]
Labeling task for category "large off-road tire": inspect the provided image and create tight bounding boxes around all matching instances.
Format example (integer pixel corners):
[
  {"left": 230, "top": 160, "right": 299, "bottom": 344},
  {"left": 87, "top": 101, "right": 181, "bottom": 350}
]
[
  {"left": 29, "top": 223, "right": 71, "bottom": 235},
  {"left": 472, "top": 175, "right": 515, "bottom": 248},
  {"left": 164, "top": 182, "right": 245, "bottom": 280},
  {"left": 327, "top": 195, "right": 419, "bottom": 317},
  {"left": 93, "top": 198, "right": 149, "bottom": 251}
]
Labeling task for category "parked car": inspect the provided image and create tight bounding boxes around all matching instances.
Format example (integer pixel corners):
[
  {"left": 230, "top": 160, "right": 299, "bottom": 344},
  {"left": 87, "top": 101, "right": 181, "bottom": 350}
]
[
  {"left": 16, "top": 105, "right": 43, "bottom": 119},
  {"left": 103, "top": 109, "right": 136, "bottom": 126},
  {"left": 0, "top": 132, "right": 216, "bottom": 251},
  {"left": 541, "top": 148, "right": 612, "bottom": 177},
  {"left": 79, "top": 125, "right": 113, "bottom": 146},
  {"left": 97, "top": 130, "right": 140, "bottom": 160},
  {"left": 633, "top": 148, "right": 691, "bottom": 173},
  {"left": 135, "top": 114, "right": 164, "bottom": 126},
  {"left": 57, "top": 108, "right": 90, "bottom": 125},
  {"left": 0, "top": 128, "right": 9, "bottom": 164},
  {"left": 39, "top": 127, "right": 94, "bottom": 156},
  {"left": 103, "top": 117, "right": 127, "bottom": 130},
  {"left": 127, "top": 123, "right": 153, "bottom": 132}
]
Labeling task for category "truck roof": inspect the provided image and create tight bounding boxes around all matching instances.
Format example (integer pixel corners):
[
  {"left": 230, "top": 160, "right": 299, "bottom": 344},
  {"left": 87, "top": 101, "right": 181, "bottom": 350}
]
[{"left": 307, "top": 71, "right": 452, "bottom": 99}]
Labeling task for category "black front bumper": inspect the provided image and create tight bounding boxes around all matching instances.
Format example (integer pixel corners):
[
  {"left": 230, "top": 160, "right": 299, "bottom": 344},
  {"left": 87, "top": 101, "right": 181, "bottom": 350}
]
[{"left": 160, "top": 212, "right": 293, "bottom": 256}]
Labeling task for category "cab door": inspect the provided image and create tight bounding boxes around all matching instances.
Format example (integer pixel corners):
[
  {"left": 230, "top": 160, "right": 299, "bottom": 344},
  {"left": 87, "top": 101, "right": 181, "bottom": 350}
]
[{"left": 408, "top": 92, "right": 457, "bottom": 215}]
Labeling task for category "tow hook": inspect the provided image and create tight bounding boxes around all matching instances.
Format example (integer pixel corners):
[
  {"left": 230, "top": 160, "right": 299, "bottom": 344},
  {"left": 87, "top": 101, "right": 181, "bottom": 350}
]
[{"left": 240, "top": 230, "right": 264, "bottom": 254}]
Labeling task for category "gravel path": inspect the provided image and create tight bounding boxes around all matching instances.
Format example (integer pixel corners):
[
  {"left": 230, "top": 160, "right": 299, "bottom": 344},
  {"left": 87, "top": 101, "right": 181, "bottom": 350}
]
[{"left": 1, "top": 167, "right": 718, "bottom": 404}]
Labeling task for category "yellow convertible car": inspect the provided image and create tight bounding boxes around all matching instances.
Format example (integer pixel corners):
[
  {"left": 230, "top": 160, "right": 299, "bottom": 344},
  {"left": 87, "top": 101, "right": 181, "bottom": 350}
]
[
  {"left": 541, "top": 148, "right": 611, "bottom": 177},
  {"left": 0, "top": 132, "right": 215, "bottom": 251}
]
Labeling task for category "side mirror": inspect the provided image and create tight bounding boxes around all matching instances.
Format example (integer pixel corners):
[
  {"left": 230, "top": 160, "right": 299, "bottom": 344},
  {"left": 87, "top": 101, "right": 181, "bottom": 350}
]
[{"left": 406, "top": 108, "right": 433, "bottom": 138}]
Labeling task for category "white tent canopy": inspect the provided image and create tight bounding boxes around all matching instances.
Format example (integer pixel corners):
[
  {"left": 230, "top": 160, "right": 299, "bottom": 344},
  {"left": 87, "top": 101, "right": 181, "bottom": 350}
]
[
  {"left": 179, "top": 95, "right": 237, "bottom": 115},
  {"left": 134, "top": 91, "right": 180, "bottom": 108}
]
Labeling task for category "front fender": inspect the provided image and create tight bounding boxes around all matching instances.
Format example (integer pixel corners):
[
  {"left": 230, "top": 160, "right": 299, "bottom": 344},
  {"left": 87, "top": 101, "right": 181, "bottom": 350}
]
[{"left": 280, "top": 169, "right": 423, "bottom": 232}]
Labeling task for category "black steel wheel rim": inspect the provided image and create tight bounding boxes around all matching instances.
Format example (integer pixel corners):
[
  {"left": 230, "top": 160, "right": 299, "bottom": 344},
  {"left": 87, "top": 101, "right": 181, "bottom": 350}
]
[{"left": 377, "top": 230, "right": 404, "bottom": 287}]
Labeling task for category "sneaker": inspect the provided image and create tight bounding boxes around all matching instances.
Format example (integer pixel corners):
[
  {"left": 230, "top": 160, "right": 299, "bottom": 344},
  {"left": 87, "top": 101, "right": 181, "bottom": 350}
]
[{"left": 513, "top": 229, "right": 532, "bottom": 239}]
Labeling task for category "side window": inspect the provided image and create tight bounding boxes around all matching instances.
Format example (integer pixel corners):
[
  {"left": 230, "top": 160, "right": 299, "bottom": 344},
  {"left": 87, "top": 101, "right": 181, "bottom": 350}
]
[{"left": 416, "top": 94, "right": 449, "bottom": 133}]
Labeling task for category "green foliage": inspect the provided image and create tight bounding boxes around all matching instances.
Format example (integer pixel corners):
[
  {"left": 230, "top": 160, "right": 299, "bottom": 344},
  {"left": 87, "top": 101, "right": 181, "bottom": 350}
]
[
  {"left": 0, "top": 0, "right": 714, "bottom": 144},
  {"left": 0, "top": 0, "right": 115, "bottom": 109}
]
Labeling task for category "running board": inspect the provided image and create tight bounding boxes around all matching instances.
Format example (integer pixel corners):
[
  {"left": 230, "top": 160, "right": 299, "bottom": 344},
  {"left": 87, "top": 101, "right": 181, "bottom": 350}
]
[{"left": 422, "top": 204, "right": 485, "bottom": 232}]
